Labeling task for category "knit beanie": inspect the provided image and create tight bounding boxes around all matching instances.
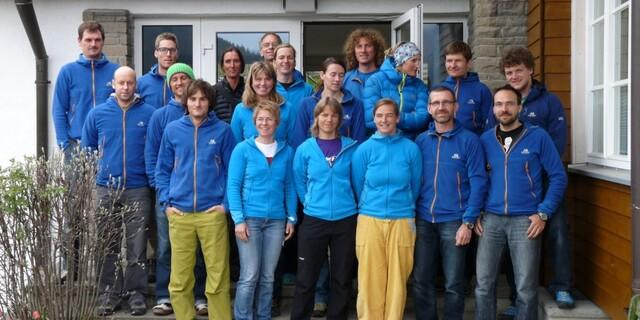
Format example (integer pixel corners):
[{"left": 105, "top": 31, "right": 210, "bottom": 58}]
[
  {"left": 393, "top": 42, "right": 421, "bottom": 68},
  {"left": 166, "top": 63, "right": 195, "bottom": 82}
]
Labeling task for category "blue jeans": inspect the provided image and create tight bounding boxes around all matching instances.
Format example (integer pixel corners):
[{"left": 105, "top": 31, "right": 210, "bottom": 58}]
[
  {"left": 413, "top": 219, "right": 467, "bottom": 320},
  {"left": 234, "top": 218, "right": 285, "bottom": 320},
  {"left": 546, "top": 200, "right": 571, "bottom": 293},
  {"left": 475, "top": 214, "right": 541, "bottom": 320},
  {"left": 154, "top": 196, "right": 207, "bottom": 304}
]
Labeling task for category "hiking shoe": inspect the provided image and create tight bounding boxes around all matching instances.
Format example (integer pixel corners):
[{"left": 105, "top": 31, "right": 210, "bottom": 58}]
[
  {"left": 97, "top": 300, "right": 121, "bottom": 316},
  {"left": 312, "top": 303, "right": 327, "bottom": 318},
  {"left": 556, "top": 290, "right": 576, "bottom": 309},
  {"left": 498, "top": 305, "right": 517, "bottom": 319},
  {"left": 152, "top": 302, "right": 173, "bottom": 316},
  {"left": 129, "top": 300, "right": 146, "bottom": 316},
  {"left": 195, "top": 302, "right": 208, "bottom": 316}
]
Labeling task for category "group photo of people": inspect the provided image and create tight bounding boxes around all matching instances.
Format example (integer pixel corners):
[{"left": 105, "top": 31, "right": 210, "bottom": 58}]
[{"left": 54, "top": 19, "right": 572, "bottom": 320}]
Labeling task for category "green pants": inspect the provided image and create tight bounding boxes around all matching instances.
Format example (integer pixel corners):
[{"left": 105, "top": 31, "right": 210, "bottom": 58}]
[{"left": 168, "top": 211, "right": 231, "bottom": 320}]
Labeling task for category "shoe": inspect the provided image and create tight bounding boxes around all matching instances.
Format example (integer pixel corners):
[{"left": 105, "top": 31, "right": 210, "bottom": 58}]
[
  {"left": 129, "top": 300, "right": 146, "bottom": 316},
  {"left": 498, "top": 305, "right": 517, "bottom": 319},
  {"left": 555, "top": 290, "right": 576, "bottom": 309},
  {"left": 97, "top": 300, "right": 121, "bottom": 316},
  {"left": 195, "top": 302, "right": 208, "bottom": 316},
  {"left": 152, "top": 302, "right": 173, "bottom": 316},
  {"left": 271, "top": 298, "right": 281, "bottom": 317},
  {"left": 311, "top": 303, "right": 327, "bottom": 318}
]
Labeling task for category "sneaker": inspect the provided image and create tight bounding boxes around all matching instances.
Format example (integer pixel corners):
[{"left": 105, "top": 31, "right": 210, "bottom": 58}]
[
  {"left": 498, "top": 305, "right": 517, "bottom": 319},
  {"left": 152, "top": 302, "right": 173, "bottom": 316},
  {"left": 129, "top": 300, "right": 146, "bottom": 316},
  {"left": 311, "top": 303, "right": 327, "bottom": 318},
  {"left": 195, "top": 302, "right": 208, "bottom": 316},
  {"left": 97, "top": 299, "right": 121, "bottom": 316},
  {"left": 555, "top": 290, "right": 576, "bottom": 309}
]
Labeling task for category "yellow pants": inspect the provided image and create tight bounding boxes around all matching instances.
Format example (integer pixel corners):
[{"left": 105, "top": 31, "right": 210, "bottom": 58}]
[
  {"left": 168, "top": 211, "right": 231, "bottom": 320},
  {"left": 355, "top": 215, "right": 416, "bottom": 320}
]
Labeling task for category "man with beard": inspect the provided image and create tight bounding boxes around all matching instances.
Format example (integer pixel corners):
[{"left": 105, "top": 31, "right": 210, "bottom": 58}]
[
  {"left": 413, "top": 86, "right": 487, "bottom": 320},
  {"left": 342, "top": 29, "right": 386, "bottom": 100},
  {"left": 474, "top": 85, "right": 567, "bottom": 320}
]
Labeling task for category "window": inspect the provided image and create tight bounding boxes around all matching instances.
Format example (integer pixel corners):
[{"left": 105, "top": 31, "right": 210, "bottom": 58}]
[{"left": 586, "top": 0, "right": 630, "bottom": 169}]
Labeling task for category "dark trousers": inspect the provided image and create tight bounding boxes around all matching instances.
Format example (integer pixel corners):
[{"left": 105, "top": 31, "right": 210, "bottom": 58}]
[{"left": 290, "top": 214, "right": 357, "bottom": 320}]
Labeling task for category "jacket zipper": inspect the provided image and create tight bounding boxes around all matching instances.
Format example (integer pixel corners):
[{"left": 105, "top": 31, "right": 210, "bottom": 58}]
[
  {"left": 457, "top": 171, "right": 463, "bottom": 209},
  {"left": 91, "top": 60, "right": 96, "bottom": 107},
  {"left": 163, "top": 82, "right": 167, "bottom": 106},
  {"left": 497, "top": 128, "right": 528, "bottom": 214},
  {"left": 397, "top": 74, "right": 406, "bottom": 113},
  {"left": 525, "top": 161, "right": 536, "bottom": 199},
  {"left": 121, "top": 107, "right": 128, "bottom": 187},
  {"left": 429, "top": 135, "right": 443, "bottom": 222},
  {"left": 193, "top": 124, "right": 199, "bottom": 212}
]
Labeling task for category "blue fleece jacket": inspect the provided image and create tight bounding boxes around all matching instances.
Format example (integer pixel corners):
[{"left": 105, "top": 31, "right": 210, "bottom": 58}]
[
  {"left": 343, "top": 68, "right": 380, "bottom": 101},
  {"left": 290, "top": 89, "right": 367, "bottom": 149},
  {"left": 53, "top": 54, "right": 119, "bottom": 149},
  {"left": 227, "top": 137, "right": 297, "bottom": 224},
  {"left": 487, "top": 81, "right": 567, "bottom": 156},
  {"left": 415, "top": 120, "right": 487, "bottom": 224},
  {"left": 351, "top": 132, "right": 422, "bottom": 219},
  {"left": 144, "top": 99, "right": 186, "bottom": 187},
  {"left": 293, "top": 136, "right": 358, "bottom": 221},
  {"left": 230, "top": 101, "right": 295, "bottom": 142},
  {"left": 480, "top": 123, "right": 567, "bottom": 217},
  {"left": 137, "top": 64, "right": 173, "bottom": 109},
  {"left": 276, "top": 74, "right": 313, "bottom": 116},
  {"left": 81, "top": 95, "right": 155, "bottom": 189},
  {"left": 155, "top": 114, "right": 236, "bottom": 213},
  {"left": 440, "top": 72, "right": 493, "bottom": 135},
  {"left": 363, "top": 58, "right": 430, "bottom": 139}
]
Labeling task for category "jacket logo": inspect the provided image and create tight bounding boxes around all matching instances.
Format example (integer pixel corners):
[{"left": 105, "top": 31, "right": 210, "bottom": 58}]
[
  {"left": 106, "top": 81, "right": 112, "bottom": 87},
  {"left": 558, "top": 116, "right": 565, "bottom": 121},
  {"left": 521, "top": 148, "right": 530, "bottom": 155},
  {"left": 451, "top": 153, "right": 461, "bottom": 160},
  {"left": 527, "top": 112, "right": 537, "bottom": 118},
  {"left": 137, "top": 121, "right": 145, "bottom": 127},
  {"left": 344, "top": 114, "right": 351, "bottom": 120},
  {"left": 208, "top": 139, "right": 217, "bottom": 145},
  {"left": 466, "top": 99, "right": 476, "bottom": 105}
]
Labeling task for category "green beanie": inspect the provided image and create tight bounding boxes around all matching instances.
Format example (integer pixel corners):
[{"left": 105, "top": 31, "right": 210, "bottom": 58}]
[{"left": 166, "top": 63, "right": 195, "bottom": 83}]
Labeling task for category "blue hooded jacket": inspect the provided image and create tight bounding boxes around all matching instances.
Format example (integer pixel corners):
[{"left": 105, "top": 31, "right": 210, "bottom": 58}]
[
  {"left": 81, "top": 95, "right": 155, "bottom": 189},
  {"left": 441, "top": 72, "right": 493, "bottom": 135},
  {"left": 230, "top": 101, "right": 295, "bottom": 143},
  {"left": 53, "top": 54, "right": 119, "bottom": 149},
  {"left": 351, "top": 132, "right": 422, "bottom": 219},
  {"left": 343, "top": 68, "right": 380, "bottom": 100},
  {"left": 227, "top": 137, "right": 297, "bottom": 224},
  {"left": 155, "top": 114, "right": 236, "bottom": 213},
  {"left": 363, "top": 58, "right": 430, "bottom": 139},
  {"left": 276, "top": 72, "right": 313, "bottom": 116},
  {"left": 290, "top": 89, "right": 367, "bottom": 149},
  {"left": 480, "top": 123, "right": 568, "bottom": 217},
  {"left": 415, "top": 120, "right": 487, "bottom": 224},
  {"left": 137, "top": 64, "right": 173, "bottom": 109},
  {"left": 487, "top": 81, "right": 567, "bottom": 156},
  {"left": 293, "top": 136, "right": 358, "bottom": 221},
  {"left": 144, "top": 99, "right": 186, "bottom": 188}
]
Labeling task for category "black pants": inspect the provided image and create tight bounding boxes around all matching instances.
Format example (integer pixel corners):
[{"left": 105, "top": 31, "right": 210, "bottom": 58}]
[{"left": 290, "top": 214, "right": 357, "bottom": 320}]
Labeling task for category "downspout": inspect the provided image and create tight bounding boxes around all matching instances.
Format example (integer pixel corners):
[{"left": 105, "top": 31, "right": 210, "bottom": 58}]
[
  {"left": 15, "top": 0, "right": 49, "bottom": 158},
  {"left": 632, "top": 0, "right": 640, "bottom": 295}
]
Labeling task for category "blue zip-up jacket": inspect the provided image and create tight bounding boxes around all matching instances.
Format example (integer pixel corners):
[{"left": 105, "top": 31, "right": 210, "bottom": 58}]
[
  {"left": 227, "top": 137, "right": 297, "bottom": 224},
  {"left": 155, "top": 114, "right": 236, "bottom": 213},
  {"left": 487, "top": 81, "right": 567, "bottom": 156},
  {"left": 230, "top": 101, "right": 295, "bottom": 143},
  {"left": 290, "top": 89, "right": 367, "bottom": 149},
  {"left": 343, "top": 68, "right": 380, "bottom": 100},
  {"left": 137, "top": 64, "right": 173, "bottom": 109},
  {"left": 441, "top": 72, "right": 493, "bottom": 135},
  {"left": 415, "top": 120, "right": 487, "bottom": 224},
  {"left": 293, "top": 136, "right": 358, "bottom": 221},
  {"left": 144, "top": 99, "right": 186, "bottom": 188},
  {"left": 363, "top": 58, "right": 430, "bottom": 139},
  {"left": 53, "top": 54, "right": 119, "bottom": 149},
  {"left": 480, "top": 123, "right": 568, "bottom": 217},
  {"left": 351, "top": 132, "right": 422, "bottom": 219},
  {"left": 81, "top": 95, "right": 155, "bottom": 189},
  {"left": 276, "top": 74, "right": 313, "bottom": 116}
]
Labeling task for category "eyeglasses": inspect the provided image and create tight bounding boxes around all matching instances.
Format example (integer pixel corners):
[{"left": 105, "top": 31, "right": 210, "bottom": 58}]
[
  {"left": 428, "top": 100, "right": 455, "bottom": 107},
  {"left": 156, "top": 47, "right": 177, "bottom": 55},
  {"left": 261, "top": 42, "right": 279, "bottom": 49}
]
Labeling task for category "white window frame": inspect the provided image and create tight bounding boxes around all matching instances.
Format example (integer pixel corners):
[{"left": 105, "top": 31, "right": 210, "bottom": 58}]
[{"left": 572, "top": 0, "right": 631, "bottom": 171}]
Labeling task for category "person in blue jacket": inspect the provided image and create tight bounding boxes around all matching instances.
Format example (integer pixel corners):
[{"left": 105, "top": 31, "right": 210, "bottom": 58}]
[
  {"left": 439, "top": 41, "right": 493, "bottom": 135},
  {"left": 227, "top": 101, "right": 297, "bottom": 320},
  {"left": 363, "top": 41, "right": 429, "bottom": 139},
  {"left": 291, "top": 57, "right": 367, "bottom": 149},
  {"left": 342, "top": 28, "right": 387, "bottom": 100},
  {"left": 413, "top": 86, "right": 487, "bottom": 320},
  {"left": 230, "top": 62, "right": 294, "bottom": 142},
  {"left": 474, "top": 85, "right": 568, "bottom": 320},
  {"left": 274, "top": 43, "right": 314, "bottom": 116},
  {"left": 290, "top": 97, "right": 359, "bottom": 320},
  {"left": 53, "top": 21, "right": 119, "bottom": 153},
  {"left": 155, "top": 79, "right": 235, "bottom": 320},
  {"left": 137, "top": 32, "right": 178, "bottom": 109},
  {"left": 81, "top": 66, "right": 155, "bottom": 316},
  {"left": 351, "top": 98, "right": 422, "bottom": 319}
]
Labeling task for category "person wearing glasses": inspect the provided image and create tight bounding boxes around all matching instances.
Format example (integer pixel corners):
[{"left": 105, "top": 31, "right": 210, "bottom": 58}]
[{"left": 138, "top": 32, "right": 179, "bottom": 109}]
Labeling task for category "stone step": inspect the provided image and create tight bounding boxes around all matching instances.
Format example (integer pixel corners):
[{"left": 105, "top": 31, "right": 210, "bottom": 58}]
[{"left": 538, "top": 288, "right": 610, "bottom": 320}]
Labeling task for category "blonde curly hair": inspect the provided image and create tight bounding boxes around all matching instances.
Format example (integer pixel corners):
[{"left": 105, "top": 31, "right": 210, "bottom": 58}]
[{"left": 343, "top": 29, "right": 387, "bottom": 71}]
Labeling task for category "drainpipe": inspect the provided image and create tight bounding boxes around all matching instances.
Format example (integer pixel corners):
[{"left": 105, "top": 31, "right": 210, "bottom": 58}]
[
  {"left": 632, "top": 0, "right": 640, "bottom": 295},
  {"left": 15, "top": 0, "right": 49, "bottom": 158}
]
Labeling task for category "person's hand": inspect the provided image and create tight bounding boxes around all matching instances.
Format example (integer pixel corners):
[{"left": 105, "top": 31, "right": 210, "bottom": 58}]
[
  {"left": 527, "top": 214, "right": 546, "bottom": 239},
  {"left": 474, "top": 216, "right": 484, "bottom": 236},
  {"left": 455, "top": 223, "right": 472, "bottom": 246},
  {"left": 165, "top": 206, "right": 184, "bottom": 216},
  {"left": 206, "top": 204, "right": 225, "bottom": 214},
  {"left": 284, "top": 222, "right": 295, "bottom": 241},
  {"left": 235, "top": 223, "right": 249, "bottom": 242}
]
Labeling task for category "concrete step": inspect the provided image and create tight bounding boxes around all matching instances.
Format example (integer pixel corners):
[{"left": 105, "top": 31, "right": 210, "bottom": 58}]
[{"left": 538, "top": 288, "right": 610, "bottom": 320}]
